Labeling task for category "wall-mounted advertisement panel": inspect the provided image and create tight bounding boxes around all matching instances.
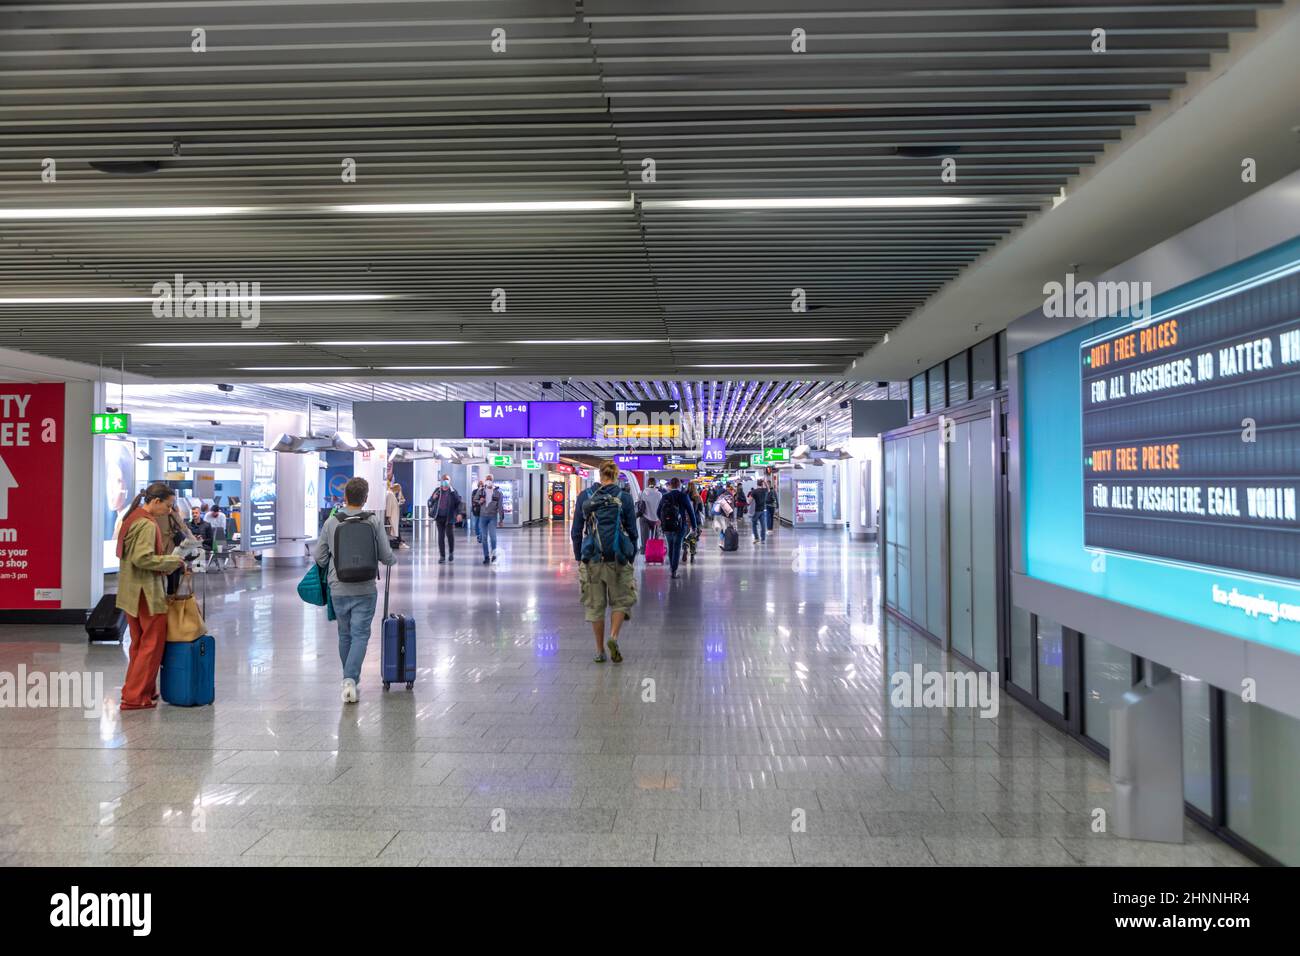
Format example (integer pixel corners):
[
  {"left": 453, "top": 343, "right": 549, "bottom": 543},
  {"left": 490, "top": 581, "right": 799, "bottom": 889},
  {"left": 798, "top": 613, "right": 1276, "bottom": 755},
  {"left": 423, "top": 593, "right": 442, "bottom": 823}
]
[
  {"left": 1081, "top": 288, "right": 1300, "bottom": 581},
  {"left": 247, "top": 451, "right": 278, "bottom": 549},
  {"left": 1023, "top": 243, "right": 1300, "bottom": 654},
  {"left": 795, "top": 480, "right": 821, "bottom": 525},
  {"left": 498, "top": 480, "right": 516, "bottom": 523},
  {"left": 0, "top": 383, "right": 65, "bottom": 608},
  {"left": 103, "top": 436, "right": 136, "bottom": 574}
]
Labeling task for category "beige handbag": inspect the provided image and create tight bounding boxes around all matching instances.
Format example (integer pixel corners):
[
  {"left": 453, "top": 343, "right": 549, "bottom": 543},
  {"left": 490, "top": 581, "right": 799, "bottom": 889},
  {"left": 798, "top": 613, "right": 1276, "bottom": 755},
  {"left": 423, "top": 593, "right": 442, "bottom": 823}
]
[{"left": 166, "top": 574, "right": 207, "bottom": 643}]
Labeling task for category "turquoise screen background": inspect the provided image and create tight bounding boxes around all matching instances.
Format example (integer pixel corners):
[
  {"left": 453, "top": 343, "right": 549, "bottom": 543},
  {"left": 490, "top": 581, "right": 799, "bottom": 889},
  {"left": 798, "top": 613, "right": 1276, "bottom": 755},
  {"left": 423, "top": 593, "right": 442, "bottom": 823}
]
[{"left": 1021, "top": 236, "right": 1300, "bottom": 656}]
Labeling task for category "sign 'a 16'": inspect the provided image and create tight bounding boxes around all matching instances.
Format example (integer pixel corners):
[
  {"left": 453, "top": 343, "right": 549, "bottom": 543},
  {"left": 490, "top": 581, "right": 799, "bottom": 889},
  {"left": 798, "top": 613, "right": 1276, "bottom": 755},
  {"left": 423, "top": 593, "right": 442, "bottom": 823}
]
[{"left": 0, "top": 384, "right": 65, "bottom": 609}]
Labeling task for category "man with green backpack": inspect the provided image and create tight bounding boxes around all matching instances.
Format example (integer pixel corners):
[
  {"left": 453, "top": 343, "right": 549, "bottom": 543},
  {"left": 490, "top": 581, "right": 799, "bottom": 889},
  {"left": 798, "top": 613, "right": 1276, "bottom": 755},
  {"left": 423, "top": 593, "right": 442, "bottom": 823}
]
[{"left": 572, "top": 460, "right": 639, "bottom": 663}]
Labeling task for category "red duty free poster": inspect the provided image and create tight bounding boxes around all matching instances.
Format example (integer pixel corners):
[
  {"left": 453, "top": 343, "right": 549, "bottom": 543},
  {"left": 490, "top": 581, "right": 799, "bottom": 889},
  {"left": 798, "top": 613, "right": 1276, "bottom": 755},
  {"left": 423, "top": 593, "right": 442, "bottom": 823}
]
[{"left": 0, "top": 383, "right": 64, "bottom": 609}]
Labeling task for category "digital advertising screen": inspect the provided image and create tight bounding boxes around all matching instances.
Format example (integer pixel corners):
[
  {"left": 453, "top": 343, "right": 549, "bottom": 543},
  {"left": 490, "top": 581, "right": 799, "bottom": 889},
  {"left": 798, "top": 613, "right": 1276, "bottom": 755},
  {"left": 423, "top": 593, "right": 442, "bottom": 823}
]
[
  {"left": 528, "top": 401, "right": 593, "bottom": 438},
  {"left": 247, "top": 450, "right": 278, "bottom": 549},
  {"left": 1022, "top": 239, "right": 1300, "bottom": 654},
  {"left": 102, "top": 437, "right": 136, "bottom": 574},
  {"left": 464, "top": 401, "right": 529, "bottom": 439},
  {"left": 795, "top": 480, "right": 821, "bottom": 524}
]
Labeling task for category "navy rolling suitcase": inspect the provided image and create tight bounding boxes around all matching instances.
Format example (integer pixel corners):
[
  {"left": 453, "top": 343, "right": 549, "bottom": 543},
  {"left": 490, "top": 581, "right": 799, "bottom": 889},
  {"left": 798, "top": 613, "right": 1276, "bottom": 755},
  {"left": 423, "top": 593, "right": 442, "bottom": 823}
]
[
  {"left": 380, "top": 565, "right": 416, "bottom": 691},
  {"left": 161, "top": 635, "right": 216, "bottom": 706}
]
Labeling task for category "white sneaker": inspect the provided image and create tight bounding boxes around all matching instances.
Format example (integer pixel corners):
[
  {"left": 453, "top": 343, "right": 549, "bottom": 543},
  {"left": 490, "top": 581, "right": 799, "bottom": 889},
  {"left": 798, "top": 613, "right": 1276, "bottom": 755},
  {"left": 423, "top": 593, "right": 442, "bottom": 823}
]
[{"left": 341, "top": 678, "right": 358, "bottom": 704}]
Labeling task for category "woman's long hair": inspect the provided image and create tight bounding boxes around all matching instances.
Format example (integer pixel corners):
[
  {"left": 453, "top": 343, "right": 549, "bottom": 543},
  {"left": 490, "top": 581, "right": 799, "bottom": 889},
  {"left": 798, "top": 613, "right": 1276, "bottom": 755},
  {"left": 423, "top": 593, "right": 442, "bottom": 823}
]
[{"left": 126, "top": 480, "right": 174, "bottom": 514}]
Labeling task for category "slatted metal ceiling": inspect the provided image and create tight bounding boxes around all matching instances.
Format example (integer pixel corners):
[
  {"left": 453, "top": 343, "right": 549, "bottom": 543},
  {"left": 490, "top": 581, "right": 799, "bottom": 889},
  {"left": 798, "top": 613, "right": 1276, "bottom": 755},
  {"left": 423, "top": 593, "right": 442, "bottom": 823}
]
[
  {"left": 118, "top": 377, "right": 885, "bottom": 448},
  {"left": 0, "top": 0, "right": 1270, "bottom": 379}
]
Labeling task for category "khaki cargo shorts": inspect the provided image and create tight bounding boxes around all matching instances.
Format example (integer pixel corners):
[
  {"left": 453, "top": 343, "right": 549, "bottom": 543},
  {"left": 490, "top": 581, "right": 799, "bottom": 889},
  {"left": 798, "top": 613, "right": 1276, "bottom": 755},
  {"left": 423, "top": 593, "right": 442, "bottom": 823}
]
[{"left": 579, "top": 560, "right": 637, "bottom": 623}]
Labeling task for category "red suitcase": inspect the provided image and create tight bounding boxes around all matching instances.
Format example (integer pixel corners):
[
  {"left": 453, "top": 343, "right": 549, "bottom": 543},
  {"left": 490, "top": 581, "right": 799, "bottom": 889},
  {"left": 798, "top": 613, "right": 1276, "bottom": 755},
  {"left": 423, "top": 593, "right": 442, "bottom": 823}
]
[{"left": 644, "top": 537, "right": 667, "bottom": 565}]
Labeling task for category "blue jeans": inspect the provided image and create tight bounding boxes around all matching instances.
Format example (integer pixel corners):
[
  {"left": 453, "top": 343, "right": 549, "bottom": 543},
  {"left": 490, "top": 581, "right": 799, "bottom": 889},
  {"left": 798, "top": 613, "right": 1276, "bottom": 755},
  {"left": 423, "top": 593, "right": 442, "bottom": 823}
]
[
  {"left": 665, "top": 529, "right": 686, "bottom": 573},
  {"left": 333, "top": 592, "right": 378, "bottom": 683},
  {"left": 765, "top": 508, "right": 774, "bottom": 530},
  {"left": 479, "top": 515, "right": 498, "bottom": 559},
  {"left": 751, "top": 510, "right": 767, "bottom": 541},
  {"left": 472, "top": 514, "right": 481, "bottom": 540}
]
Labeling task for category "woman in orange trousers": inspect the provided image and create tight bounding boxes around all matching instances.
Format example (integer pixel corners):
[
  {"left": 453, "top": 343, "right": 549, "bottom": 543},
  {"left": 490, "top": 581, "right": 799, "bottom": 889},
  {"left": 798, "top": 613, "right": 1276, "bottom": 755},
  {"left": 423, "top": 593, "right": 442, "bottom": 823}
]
[{"left": 116, "top": 481, "right": 186, "bottom": 710}]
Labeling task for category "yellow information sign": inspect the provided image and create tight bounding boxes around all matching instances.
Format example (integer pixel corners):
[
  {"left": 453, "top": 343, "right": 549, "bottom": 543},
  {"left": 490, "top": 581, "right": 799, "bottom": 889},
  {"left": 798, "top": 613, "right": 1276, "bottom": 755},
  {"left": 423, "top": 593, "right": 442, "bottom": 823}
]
[{"left": 602, "top": 423, "right": 680, "bottom": 439}]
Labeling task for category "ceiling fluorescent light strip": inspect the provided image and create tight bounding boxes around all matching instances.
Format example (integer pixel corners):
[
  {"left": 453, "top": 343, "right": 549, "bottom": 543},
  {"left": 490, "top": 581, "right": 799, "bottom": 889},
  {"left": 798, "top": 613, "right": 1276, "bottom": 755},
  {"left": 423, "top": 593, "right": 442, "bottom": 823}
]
[
  {"left": 141, "top": 341, "right": 295, "bottom": 347},
  {"left": 0, "top": 206, "right": 260, "bottom": 220},
  {"left": 0, "top": 196, "right": 991, "bottom": 221},
  {"left": 5, "top": 293, "right": 391, "bottom": 305},
  {"left": 642, "top": 197, "right": 982, "bottom": 210},
  {"left": 333, "top": 200, "right": 633, "bottom": 214},
  {"left": 687, "top": 363, "right": 824, "bottom": 368},
  {"left": 0, "top": 199, "right": 632, "bottom": 221},
  {"left": 509, "top": 338, "right": 667, "bottom": 345},
  {"left": 313, "top": 340, "right": 463, "bottom": 346}
]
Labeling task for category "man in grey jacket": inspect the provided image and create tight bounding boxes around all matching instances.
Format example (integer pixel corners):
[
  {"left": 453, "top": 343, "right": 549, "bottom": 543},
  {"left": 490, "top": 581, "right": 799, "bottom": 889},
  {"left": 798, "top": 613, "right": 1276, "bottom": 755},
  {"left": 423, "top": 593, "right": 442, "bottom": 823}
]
[
  {"left": 314, "top": 476, "right": 396, "bottom": 703},
  {"left": 477, "top": 473, "right": 506, "bottom": 564}
]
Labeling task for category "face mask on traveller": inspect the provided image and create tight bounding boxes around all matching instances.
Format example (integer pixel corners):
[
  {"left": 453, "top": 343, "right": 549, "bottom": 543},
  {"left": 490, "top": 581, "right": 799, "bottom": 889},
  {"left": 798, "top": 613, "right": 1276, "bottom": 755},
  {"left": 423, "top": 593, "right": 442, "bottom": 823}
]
[{"left": 441, "top": 479, "right": 449, "bottom": 488}]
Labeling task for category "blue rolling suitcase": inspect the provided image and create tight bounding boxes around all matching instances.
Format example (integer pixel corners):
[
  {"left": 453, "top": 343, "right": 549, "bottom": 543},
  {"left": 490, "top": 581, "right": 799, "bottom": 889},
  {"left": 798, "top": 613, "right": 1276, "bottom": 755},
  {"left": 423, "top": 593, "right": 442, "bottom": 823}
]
[
  {"left": 380, "top": 565, "right": 416, "bottom": 691},
  {"left": 160, "top": 569, "right": 215, "bottom": 707},
  {"left": 161, "top": 635, "right": 216, "bottom": 706}
]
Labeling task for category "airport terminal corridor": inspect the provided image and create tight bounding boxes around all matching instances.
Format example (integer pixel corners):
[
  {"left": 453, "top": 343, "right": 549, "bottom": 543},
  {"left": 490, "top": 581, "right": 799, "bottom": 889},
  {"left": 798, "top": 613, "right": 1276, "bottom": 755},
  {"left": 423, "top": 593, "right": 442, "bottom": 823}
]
[{"left": 0, "top": 526, "right": 1249, "bottom": 867}]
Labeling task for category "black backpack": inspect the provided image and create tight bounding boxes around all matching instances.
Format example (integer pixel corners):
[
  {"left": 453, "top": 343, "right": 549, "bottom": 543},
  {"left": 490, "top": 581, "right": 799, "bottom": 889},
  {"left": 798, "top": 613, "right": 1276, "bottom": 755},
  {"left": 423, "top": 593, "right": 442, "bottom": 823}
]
[
  {"left": 581, "top": 489, "right": 634, "bottom": 564},
  {"left": 660, "top": 496, "right": 683, "bottom": 533},
  {"left": 333, "top": 511, "right": 379, "bottom": 582}
]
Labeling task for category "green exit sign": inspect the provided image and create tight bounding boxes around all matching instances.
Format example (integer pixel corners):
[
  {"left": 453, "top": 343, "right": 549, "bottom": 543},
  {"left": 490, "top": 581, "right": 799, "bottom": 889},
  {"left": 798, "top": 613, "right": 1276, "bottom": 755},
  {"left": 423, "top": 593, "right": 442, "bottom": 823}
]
[
  {"left": 522, "top": 459, "right": 540, "bottom": 470},
  {"left": 491, "top": 454, "right": 513, "bottom": 467},
  {"left": 763, "top": 447, "right": 790, "bottom": 463},
  {"left": 92, "top": 413, "right": 131, "bottom": 435}
]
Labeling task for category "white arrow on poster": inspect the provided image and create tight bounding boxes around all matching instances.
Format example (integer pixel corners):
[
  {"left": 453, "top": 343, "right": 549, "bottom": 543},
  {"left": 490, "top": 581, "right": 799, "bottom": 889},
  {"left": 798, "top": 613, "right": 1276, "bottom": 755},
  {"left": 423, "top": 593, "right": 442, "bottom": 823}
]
[{"left": 0, "top": 451, "right": 16, "bottom": 521}]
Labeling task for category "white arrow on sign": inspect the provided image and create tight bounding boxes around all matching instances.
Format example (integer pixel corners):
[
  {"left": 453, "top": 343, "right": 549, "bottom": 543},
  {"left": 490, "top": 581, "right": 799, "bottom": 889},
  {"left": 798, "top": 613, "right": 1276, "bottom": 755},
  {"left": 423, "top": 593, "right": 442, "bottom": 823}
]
[
  {"left": 0, "top": 451, "right": 16, "bottom": 521},
  {"left": 579, "top": 405, "right": 587, "bottom": 418}
]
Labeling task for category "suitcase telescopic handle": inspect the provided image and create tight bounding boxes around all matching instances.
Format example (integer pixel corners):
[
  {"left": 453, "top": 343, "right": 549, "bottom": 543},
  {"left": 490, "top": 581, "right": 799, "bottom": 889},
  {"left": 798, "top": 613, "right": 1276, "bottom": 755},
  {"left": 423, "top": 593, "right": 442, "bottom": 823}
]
[{"left": 383, "top": 561, "right": 391, "bottom": 619}]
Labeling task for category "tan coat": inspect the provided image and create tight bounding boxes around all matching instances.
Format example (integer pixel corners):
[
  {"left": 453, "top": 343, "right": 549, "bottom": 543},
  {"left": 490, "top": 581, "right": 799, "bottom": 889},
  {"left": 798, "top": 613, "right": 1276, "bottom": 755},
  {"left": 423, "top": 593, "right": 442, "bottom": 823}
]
[{"left": 115, "top": 514, "right": 182, "bottom": 617}]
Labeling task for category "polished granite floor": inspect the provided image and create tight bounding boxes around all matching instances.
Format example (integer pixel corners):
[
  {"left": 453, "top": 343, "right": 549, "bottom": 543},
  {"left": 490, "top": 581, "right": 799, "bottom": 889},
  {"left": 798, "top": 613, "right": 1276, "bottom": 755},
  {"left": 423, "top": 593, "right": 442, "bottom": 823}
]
[{"left": 0, "top": 523, "right": 1249, "bottom": 867}]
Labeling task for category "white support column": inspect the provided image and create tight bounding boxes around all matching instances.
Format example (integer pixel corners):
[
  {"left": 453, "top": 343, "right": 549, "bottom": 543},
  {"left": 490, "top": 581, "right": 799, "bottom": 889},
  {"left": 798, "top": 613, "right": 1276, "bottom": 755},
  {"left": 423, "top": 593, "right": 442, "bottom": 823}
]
[
  {"left": 263, "top": 410, "right": 308, "bottom": 566},
  {"left": 65, "top": 381, "right": 102, "bottom": 614}
]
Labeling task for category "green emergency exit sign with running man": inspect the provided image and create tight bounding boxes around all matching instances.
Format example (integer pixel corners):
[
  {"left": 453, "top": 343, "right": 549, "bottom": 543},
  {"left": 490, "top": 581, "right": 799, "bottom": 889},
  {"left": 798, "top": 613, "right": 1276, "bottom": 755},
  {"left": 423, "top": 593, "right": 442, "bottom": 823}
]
[{"left": 92, "top": 413, "right": 131, "bottom": 436}]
